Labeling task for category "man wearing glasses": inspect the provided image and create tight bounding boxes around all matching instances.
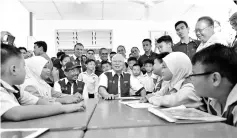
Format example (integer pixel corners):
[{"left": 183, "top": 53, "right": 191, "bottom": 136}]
[
  {"left": 195, "top": 16, "right": 228, "bottom": 52},
  {"left": 229, "top": 12, "right": 237, "bottom": 47}
]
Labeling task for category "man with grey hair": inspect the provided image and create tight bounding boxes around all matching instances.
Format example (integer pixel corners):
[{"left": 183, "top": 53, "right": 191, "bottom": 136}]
[
  {"left": 195, "top": 16, "right": 228, "bottom": 52},
  {"left": 98, "top": 54, "right": 146, "bottom": 100}
]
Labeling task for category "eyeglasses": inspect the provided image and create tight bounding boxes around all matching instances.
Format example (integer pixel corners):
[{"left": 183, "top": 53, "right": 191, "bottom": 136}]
[
  {"left": 101, "top": 53, "right": 108, "bottom": 55},
  {"left": 194, "top": 26, "right": 212, "bottom": 33},
  {"left": 188, "top": 71, "right": 214, "bottom": 78}
]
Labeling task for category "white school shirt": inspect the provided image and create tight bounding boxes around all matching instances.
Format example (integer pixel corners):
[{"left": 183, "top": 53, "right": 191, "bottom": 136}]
[
  {"left": 99, "top": 70, "right": 144, "bottom": 97},
  {"left": 140, "top": 73, "right": 157, "bottom": 92},
  {"left": 0, "top": 79, "right": 39, "bottom": 117}
]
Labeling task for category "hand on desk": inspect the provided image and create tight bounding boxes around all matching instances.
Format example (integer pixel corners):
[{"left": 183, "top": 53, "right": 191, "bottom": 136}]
[
  {"left": 139, "top": 94, "right": 154, "bottom": 103},
  {"left": 63, "top": 102, "right": 86, "bottom": 113},
  {"left": 74, "top": 92, "right": 84, "bottom": 100},
  {"left": 58, "top": 96, "right": 82, "bottom": 104},
  {"left": 104, "top": 94, "right": 118, "bottom": 100}
]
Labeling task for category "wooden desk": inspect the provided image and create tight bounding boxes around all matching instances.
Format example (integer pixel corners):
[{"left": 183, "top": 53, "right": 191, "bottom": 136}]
[
  {"left": 1, "top": 99, "right": 98, "bottom": 130},
  {"left": 87, "top": 100, "right": 171, "bottom": 129},
  {"left": 39, "top": 130, "right": 84, "bottom": 138},
  {"left": 85, "top": 123, "right": 237, "bottom": 138}
]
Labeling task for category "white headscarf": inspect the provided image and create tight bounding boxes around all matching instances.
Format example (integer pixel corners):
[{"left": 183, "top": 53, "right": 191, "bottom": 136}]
[
  {"left": 163, "top": 52, "right": 192, "bottom": 89},
  {"left": 21, "top": 56, "right": 52, "bottom": 98}
]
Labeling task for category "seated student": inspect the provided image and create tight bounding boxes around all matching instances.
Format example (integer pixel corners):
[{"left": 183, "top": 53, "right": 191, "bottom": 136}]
[
  {"left": 98, "top": 54, "right": 146, "bottom": 100},
  {"left": 101, "top": 61, "right": 112, "bottom": 72},
  {"left": 78, "top": 59, "right": 99, "bottom": 99},
  {"left": 58, "top": 54, "right": 70, "bottom": 79},
  {"left": 127, "top": 57, "right": 138, "bottom": 74},
  {"left": 21, "top": 56, "right": 82, "bottom": 104},
  {"left": 141, "top": 52, "right": 202, "bottom": 108},
  {"left": 130, "top": 64, "right": 144, "bottom": 95},
  {"left": 191, "top": 43, "right": 237, "bottom": 126},
  {"left": 54, "top": 62, "right": 87, "bottom": 99},
  {"left": 0, "top": 44, "right": 85, "bottom": 122}
]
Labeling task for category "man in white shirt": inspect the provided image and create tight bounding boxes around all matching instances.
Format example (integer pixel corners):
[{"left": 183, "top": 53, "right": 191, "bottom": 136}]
[{"left": 195, "top": 16, "right": 228, "bottom": 52}]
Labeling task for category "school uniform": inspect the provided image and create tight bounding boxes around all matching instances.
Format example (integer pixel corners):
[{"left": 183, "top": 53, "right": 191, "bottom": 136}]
[
  {"left": 99, "top": 70, "right": 144, "bottom": 97},
  {"left": 78, "top": 71, "right": 99, "bottom": 98},
  {"left": 0, "top": 79, "right": 39, "bottom": 117},
  {"left": 54, "top": 78, "right": 88, "bottom": 99},
  {"left": 140, "top": 73, "right": 157, "bottom": 93},
  {"left": 206, "top": 84, "right": 237, "bottom": 126},
  {"left": 70, "top": 54, "right": 86, "bottom": 73}
]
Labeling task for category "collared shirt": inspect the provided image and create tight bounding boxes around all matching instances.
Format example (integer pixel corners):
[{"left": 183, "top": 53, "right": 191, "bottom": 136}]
[
  {"left": 139, "top": 73, "right": 157, "bottom": 92},
  {"left": 0, "top": 79, "right": 39, "bottom": 117},
  {"left": 54, "top": 78, "right": 88, "bottom": 99},
  {"left": 138, "top": 51, "right": 158, "bottom": 67},
  {"left": 78, "top": 71, "right": 99, "bottom": 97},
  {"left": 71, "top": 54, "right": 85, "bottom": 72},
  {"left": 148, "top": 79, "right": 202, "bottom": 108},
  {"left": 99, "top": 70, "right": 143, "bottom": 97},
  {"left": 196, "top": 33, "right": 229, "bottom": 52},
  {"left": 208, "top": 84, "right": 237, "bottom": 126},
  {"left": 173, "top": 38, "right": 200, "bottom": 59}
]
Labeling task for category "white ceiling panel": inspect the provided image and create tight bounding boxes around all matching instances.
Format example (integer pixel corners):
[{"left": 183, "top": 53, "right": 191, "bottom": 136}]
[{"left": 20, "top": 1, "right": 58, "bottom": 13}]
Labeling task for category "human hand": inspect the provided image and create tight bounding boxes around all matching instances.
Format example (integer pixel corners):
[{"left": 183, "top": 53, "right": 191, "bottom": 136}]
[
  {"left": 104, "top": 94, "right": 116, "bottom": 100},
  {"left": 63, "top": 102, "right": 86, "bottom": 113},
  {"left": 139, "top": 97, "right": 148, "bottom": 103}
]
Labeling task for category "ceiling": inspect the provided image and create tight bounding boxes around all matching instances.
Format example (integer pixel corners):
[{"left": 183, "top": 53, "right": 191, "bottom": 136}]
[{"left": 19, "top": 0, "right": 236, "bottom": 22}]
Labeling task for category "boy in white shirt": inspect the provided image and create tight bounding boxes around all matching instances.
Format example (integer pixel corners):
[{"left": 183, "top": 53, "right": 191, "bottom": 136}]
[
  {"left": 78, "top": 59, "right": 99, "bottom": 98},
  {"left": 127, "top": 57, "right": 138, "bottom": 74}
]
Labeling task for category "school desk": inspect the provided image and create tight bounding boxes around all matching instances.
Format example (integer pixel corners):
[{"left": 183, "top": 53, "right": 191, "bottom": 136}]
[
  {"left": 85, "top": 123, "right": 237, "bottom": 138},
  {"left": 87, "top": 99, "right": 171, "bottom": 129},
  {"left": 39, "top": 129, "right": 84, "bottom": 138},
  {"left": 1, "top": 99, "right": 98, "bottom": 130}
]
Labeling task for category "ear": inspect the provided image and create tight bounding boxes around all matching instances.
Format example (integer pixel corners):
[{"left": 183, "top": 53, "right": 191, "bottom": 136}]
[
  {"left": 210, "top": 72, "right": 222, "bottom": 87},
  {"left": 10, "top": 65, "right": 17, "bottom": 76}
]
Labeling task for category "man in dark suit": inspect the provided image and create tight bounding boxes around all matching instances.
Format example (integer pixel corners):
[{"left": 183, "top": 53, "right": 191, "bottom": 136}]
[
  {"left": 70, "top": 43, "right": 87, "bottom": 73},
  {"left": 95, "top": 48, "right": 109, "bottom": 76}
]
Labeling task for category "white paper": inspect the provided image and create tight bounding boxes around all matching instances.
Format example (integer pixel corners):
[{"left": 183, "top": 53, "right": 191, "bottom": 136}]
[
  {"left": 126, "top": 102, "right": 158, "bottom": 109},
  {"left": 1, "top": 128, "right": 48, "bottom": 138}
]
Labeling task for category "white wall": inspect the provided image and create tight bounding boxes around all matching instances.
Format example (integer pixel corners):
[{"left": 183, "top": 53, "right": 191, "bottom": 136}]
[{"left": 0, "top": 0, "right": 29, "bottom": 48}]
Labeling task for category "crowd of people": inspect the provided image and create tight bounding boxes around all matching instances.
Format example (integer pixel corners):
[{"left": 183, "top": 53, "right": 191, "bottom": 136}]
[{"left": 1, "top": 14, "right": 237, "bottom": 127}]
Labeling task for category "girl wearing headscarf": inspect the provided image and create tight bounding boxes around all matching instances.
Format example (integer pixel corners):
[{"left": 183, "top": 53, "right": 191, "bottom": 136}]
[
  {"left": 147, "top": 52, "right": 202, "bottom": 108},
  {"left": 21, "top": 56, "right": 82, "bottom": 104}
]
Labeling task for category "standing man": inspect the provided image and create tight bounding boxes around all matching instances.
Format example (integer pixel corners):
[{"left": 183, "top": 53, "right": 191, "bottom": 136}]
[
  {"left": 131, "top": 47, "right": 140, "bottom": 60},
  {"left": 195, "top": 16, "right": 228, "bottom": 52},
  {"left": 95, "top": 48, "right": 109, "bottom": 76},
  {"left": 70, "top": 43, "right": 86, "bottom": 73},
  {"left": 117, "top": 45, "right": 127, "bottom": 59},
  {"left": 229, "top": 12, "right": 237, "bottom": 47},
  {"left": 173, "top": 21, "right": 200, "bottom": 59},
  {"left": 86, "top": 49, "right": 95, "bottom": 60},
  {"left": 138, "top": 39, "right": 158, "bottom": 74}
]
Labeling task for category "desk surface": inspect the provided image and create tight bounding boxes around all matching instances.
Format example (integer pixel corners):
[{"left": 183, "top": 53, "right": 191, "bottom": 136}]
[
  {"left": 87, "top": 100, "right": 171, "bottom": 129},
  {"left": 1, "top": 99, "right": 98, "bottom": 130},
  {"left": 85, "top": 123, "right": 237, "bottom": 138},
  {"left": 39, "top": 130, "right": 84, "bottom": 138}
]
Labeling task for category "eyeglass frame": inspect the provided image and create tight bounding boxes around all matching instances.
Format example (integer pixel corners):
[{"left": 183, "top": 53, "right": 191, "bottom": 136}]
[
  {"left": 194, "top": 25, "right": 213, "bottom": 33},
  {"left": 188, "top": 71, "right": 214, "bottom": 78}
]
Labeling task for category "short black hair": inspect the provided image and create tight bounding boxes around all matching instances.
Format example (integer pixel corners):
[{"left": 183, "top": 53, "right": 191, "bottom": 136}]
[
  {"left": 154, "top": 52, "right": 170, "bottom": 63},
  {"left": 60, "top": 54, "right": 70, "bottom": 62},
  {"left": 85, "top": 59, "right": 96, "bottom": 64},
  {"left": 18, "top": 47, "right": 27, "bottom": 52},
  {"left": 99, "top": 48, "right": 107, "bottom": 54},
  {"left": 101, "top": 60, "right": 111, "bottom": 66},
  {"left": 110, "top": 51, "right": 116, "bottom": 55},
  {"left": 34, "top": 41, "right": 47, "bottom": 52},
  {"left": 175, "top": 20, "right": 188, "bottom": 29},
  {"left": 157, "top": 35, "right": 173, "bottom": 45},
  {"left": 127, "top": 57, "right": 137, "bottom": 63},
  {"left": 125, "top": 62, "right": 128, "bottom": 68},
  {"left": 1, "top": 43, "right": 22, "bottom": 74},
  {"left": 132, "top": 63, "right": 141, "bottom": 69},
  {"left": 144, "top": 59, "right": 154, "bottom": 65},
  {"left": 142, "top": 39, "right": 152, "bottom": 44},
  {"left": 87, "top": 49, "right": 95, "bottom": 53},
  {"left": 74, "top": 43, "right": 84, "bottom": 49},
  {"left": 131, "top": 47, "right": 139, "bottom": 51},
  {"left": 197, "top": 16, "right": 214, "bottom": 26},
  {"left": 192, "top": 43, "right": 237, "bottom": 85},
  {"left": 57, "top": 51, "right": 65, "bottom": 58}
]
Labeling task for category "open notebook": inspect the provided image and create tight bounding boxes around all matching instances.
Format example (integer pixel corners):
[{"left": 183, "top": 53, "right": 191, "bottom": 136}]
[
  {"left": 120, "top": 100, "right": 158, "bottom": 108},
  {"left": 1, "top": 128, "right": 49, "bottom": 138},
  {"left": 148, "top": 106, "right": 226, "bottom": 123}
]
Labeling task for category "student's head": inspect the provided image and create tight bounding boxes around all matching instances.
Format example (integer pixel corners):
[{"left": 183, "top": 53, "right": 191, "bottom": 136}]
[
  {"left": 111, "top": 54, "right": 125, "bottom": 72},
  {"left": 109, "top": 51, "right": 116, "bottom": 61},
  {"left": 99, "top": 48, "right": 108, "bottom": 61},
  {"left": 51, "top": 57, "right": 57, "bottom": 63},
  {"left": 87, "top": 49, "right": 95, "bottom": 60},
  {"left": 81, "top": 55, "right": 87, "bottom": 62},
  {"left": 18, "top": 47, "right": 28, "bottom": 59},
  {"left": 195, "top": 16, "right": 214, "bottom": 43},
  {"left": 156, "top": 35, "right": 173, "bottom": 53},
  {"left": 85, "top": 59, "right": 96, "bottom": 71},
  {"left": 123, "top": 62, "right": 128, "bottom": 72},
  {"left": 25, "top": 56, "right": 51, "bottom": 81},
  {"left": 60, "top": 54, "right": 70, "bottom": 67},
  {"left": 175, "top": 21, "right": 189, "bottom": 39},
  {"left": 144, "top": 59, "right": 154, "bottom": 73},
  {"left": 101, "top": 61, "right": 112, "bottom": 72},
  {"left": 64, "top": 62, "right": 81, "bottom": 81},
  {"left": 74, "top": 43, "right": 84, "bottom": 58},
  {"left": 56, "top": 51, "right": 65, "bottom": 59},
  {"left": 127, "top": 57, "right": 137, "bottom": 69},
  {"left": 162, "top": 52, "right": 192, "bottom": 87},
  {"left": 142, "top": 39, "right": 152, "bottom": 53},
  {"left": 129, "top": 53, "right": 133, "bottom": 58},
  {"left": 132, "top": 64, "right": 141, "bottom": 77},
  {"left": 34, "top": 41, "right": 47, "bottom": 56},
  {"left": 153, "top": 52, "right": 169, "bottom": 76},
  {"left": 131, "top": 47, "right": 140, "bottom": 59},
  {"left": 1, "top": 44, "right": 26, "bottom": 85},
  {"left": 191, "top": 43, "right": 237, "bottom": 99},
  {"left": 117, "top": 45, "right": 126, "bottom": 58},
  {"left": 229, "top": 12, "right": 237, "bottom": 32}
]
